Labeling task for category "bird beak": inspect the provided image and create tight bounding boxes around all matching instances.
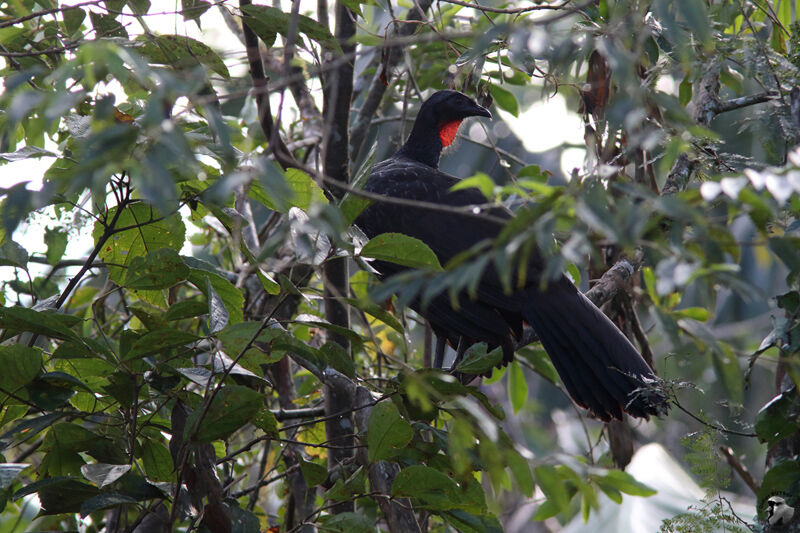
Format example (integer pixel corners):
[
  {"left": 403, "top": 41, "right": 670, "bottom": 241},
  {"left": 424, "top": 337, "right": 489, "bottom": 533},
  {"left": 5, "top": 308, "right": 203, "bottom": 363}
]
[{"left": 473, "top": 103, "right": 492, "bottom": 119}]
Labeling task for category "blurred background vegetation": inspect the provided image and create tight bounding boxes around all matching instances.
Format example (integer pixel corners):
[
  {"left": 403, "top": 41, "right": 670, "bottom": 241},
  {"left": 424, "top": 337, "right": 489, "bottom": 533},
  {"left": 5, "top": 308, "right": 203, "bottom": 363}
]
[{"left": 1, "top": 0, "right": 800, "bottom": 532}]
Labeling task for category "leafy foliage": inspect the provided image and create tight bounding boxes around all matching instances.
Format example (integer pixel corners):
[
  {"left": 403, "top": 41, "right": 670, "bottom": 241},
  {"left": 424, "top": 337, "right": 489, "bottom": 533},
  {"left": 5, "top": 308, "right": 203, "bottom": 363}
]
[{"left": 0, "top": 0, "right": 800, "bottom": 531}]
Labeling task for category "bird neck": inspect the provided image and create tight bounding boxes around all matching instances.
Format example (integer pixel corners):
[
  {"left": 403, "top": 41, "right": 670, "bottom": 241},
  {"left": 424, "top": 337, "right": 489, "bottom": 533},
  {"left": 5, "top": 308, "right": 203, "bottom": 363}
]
[{"left": 396, "top": 121, "right": 444, "bottom": 168}]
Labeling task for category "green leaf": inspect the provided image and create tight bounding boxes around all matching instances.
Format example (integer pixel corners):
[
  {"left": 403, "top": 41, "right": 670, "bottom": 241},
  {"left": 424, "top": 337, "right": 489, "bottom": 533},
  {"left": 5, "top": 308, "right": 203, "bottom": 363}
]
[
  {"left": 62, "top": 7, "right": 86, "bottom": 36},
  {"left": 508, "top": 360, "right": 528, "bottom": 414},
  {"left": 342, "top": 297, "right": 404, "bottom": 333},
  {"left": 80, "top": 463, "right": 131, "bottom": 488},
  {"left": 488, "top": 84, "right": 519, "bottom": 117},
  {"left": 89, "top": 11, "right": 127, "bottom": 38},
  {"left": 534, "top": 465, "right": 568, "bottom": 514},
  {"left": 141, "top": 441, "right": 174, "bottom": 482},
  {"left": 299, "top": 457, "right": 328, "bottom": 487},
  {"left": 360, "top": 233, "right": 443, "bottom": 270},
  {"left": 518, "top": 347, "right": 559, "bottom": 384},
  {"left": 185, "top": 385, "right": 263, "bottom": 442},
  {"left": 319, "top": 341, "right": 356, "bottom": 379},
  {"left": 124, "top": 248, "right": 189, "bottom": 290},
  {"left": 134, "top": 34, "right": 229, "bottom": 79},
  {"left": 455, "top": 343, "right": 503, "bottom": 375},
  {"left": 79, "top": 492, "right": 137, "bottom": 516},
  {"left": 755, "top": 391, "right": 800, "bottom": 446},
  {"left": 392, "top": 465, "right": 484, "bottom": 511},
  {"left": 450, "top": 173, "right": 496, "bottom": 199},
  {"left": 367, "top": 401, "right": 413, "bottom": 462},
  {"left": 185, "top": 258, "right": 243, "bottom": 324},
  {"left": 252, "top": 407, "right": 278, "bottom": 438},
  {"left": 504, "top": 448, "right": 534, "bottom": 497},
  {"left": 165, "top": 299, "right": 208, "bottom": 321},
  {"left": 0, "top": 239, "right": 28, "bottom": 268},
  {"left": 596, "top": 470, "right": 656, "bottom": 497},
  {"left": 319, "top": 512, "right": 377, "bottom": 533},
  {"left": 93, "top": 204, "right": 186, "bottom": 286},
  {"left": 0, "top": 307, "right": 81, "bottom": 342},
  {"left": 181, "top": 0, "right": 211, "bottom": 22},
  {"left": 123, "top": 329, "right": 198, "bottom": 361},
  {"left": 0, "top": 345, "right": 42, "bottom": 391},
  {"left": 17, "top": 477, "right": 99, "bottom": 515},
  {"left": 241, "top": 4, "right": 342, "bottom": 54},
  {"left": 43, "top": 228, "right": 68, "bottom": 266}
]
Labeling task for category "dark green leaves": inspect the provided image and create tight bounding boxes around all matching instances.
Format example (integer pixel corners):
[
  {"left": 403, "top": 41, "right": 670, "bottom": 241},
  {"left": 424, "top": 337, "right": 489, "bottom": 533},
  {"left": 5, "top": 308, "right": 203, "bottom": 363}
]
[
  {"left": 360, "top": 233, "right": 443, "bottom": 270},
  {"left": 134, "top": 34, "right": 229, "bottom": 79},
  {"left": 0, "top": 345, "right": 42, "bottom": 392},
  {"left": 124, "top": 248, "right": 189, "bottom": 290},
  {"left": 755, "top": 390, "right": 800, "bottom": 447},
  {"left": 367, "top": 401, "right": 413, "bottom": 462},
  {"left": 393, "top": 465, "right": 486, "bottom": 511},
  {"left": 93, "top": 204, "right": 186, "bottom": 287},
  {"left": 185, "top": 385, "right": 263, "bottom": 443},
  {"left": 455, "top": 344, "right": 503, "bottom": 375},
  {"left": 241, "top": 5, "right": 342, "bottom": 54}
]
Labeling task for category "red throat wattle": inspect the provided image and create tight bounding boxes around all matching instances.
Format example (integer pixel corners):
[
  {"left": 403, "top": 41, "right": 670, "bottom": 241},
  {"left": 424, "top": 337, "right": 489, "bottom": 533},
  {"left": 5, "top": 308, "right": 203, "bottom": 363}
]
[{"left": 438, "top": 120, "right": 462, "bottom": 147}]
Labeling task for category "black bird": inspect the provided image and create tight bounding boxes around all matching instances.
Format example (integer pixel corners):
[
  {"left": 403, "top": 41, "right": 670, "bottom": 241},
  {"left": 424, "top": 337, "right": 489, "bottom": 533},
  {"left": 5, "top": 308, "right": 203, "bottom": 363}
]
[{"left": 355, "top": 90, "right": 667, "bottom": 421}]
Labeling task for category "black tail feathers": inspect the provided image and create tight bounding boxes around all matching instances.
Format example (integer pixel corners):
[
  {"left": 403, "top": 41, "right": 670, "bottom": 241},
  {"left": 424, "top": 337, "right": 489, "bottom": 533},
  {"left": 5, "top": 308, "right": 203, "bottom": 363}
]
[{"left": 523, "top": 276, "right": 669, "bottom": 421}]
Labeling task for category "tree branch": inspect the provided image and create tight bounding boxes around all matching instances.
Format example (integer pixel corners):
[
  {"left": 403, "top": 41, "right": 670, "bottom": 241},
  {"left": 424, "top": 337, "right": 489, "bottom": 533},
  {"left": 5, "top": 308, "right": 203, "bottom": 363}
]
[{"left": 349, "top": 0, "right": 434, "bottom": 160}]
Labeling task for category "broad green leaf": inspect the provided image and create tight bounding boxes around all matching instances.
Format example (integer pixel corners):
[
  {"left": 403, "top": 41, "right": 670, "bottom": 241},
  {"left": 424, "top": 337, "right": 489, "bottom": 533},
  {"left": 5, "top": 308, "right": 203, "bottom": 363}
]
[
  {"left": 596, "top": 470, "right": 656, "bottom": 497},
  {"left": 755, "top": 391, "right": 800, "bottom": 446},
  {"left": 251, "top": 168, "right": 328, "bottom": 212},
  {"left": 360, "top": 233, "right": 443, "bottom": 270},
  {"left": 124, "top": 248, "right": 189, "bottom": 290},
  {"left": 504, "top": 448, "right": 534, "bottom": 497},
  {"left": 134, "top": 34, "right": 229, "bottom": 79},
  {"left": 456, "top": 343, "right": 503, "bottom": 375},
  {"left": 141, "top": 440, "right": 174, "bottom": 482},
  {"left": 0, "top": 239, "right": 28, "bottom": 268},
  {"left": 508, "top": 360, "right": 527, "bottom": 414},
  {"left": 79, "top": 492, "right": 137, "bottom": 517},
  {"left": 93, "top": 204, "right": 186, "bottom": 286},
  {"left": 89, "top": 11, "right": 127, "bottom": 38},
  {"left": 451, "top": 173, "right": 495, "bottom": 199},
  {"left": 534, "top": 465, "right": 569, "bottom": 514},
  {"left": 299, "top": 457, "right": 328, "bottom": 487},
  {"left": 488, "top": 84, "right": 519, "bottom": 117},
  {"left": 0, "top": 307, "right": 81, "bottom": 342},
  {"left": 319, "top": 512, "right": 376, "bottom": 533},
  {"left": 185, "top": 385, "right": 263, "bottom": 442},
  {"left": 252, "top": 407, "right": 278, "bottom": 438},
  {"left": 43, "top": 228, "right": 67, "bottom": 266},
  {"left": 241, "top": 4, "right": 342, "bottom": 54},
  {"left": 181, "top": 0, "right": 211, "bottom": 22},
  {"left": 185, "top": 258, "right": 243, "bottom": 324},
  {"left": 367, "top": 401, "right": 413, "bottom": 462},
  {"left": 123, "top": 329, "right": 198, "bottom": 361},
  {"left": 62, "top": 7, "right": 86, "bottom": 37},
  {"left": 392, "top": 465, "right": 484, "bottom": 511},
  {"left": 14, "top": 477, "right": 99, "bottom": 515},
  {"left": 0, "top": 345, "right": 42, "bottom": 391},
  {"left": 165, "top": 299, "right": 208, "bottom": 321},
  {"left": 319, "top": 341, "right": 356, "bottom": 378}
]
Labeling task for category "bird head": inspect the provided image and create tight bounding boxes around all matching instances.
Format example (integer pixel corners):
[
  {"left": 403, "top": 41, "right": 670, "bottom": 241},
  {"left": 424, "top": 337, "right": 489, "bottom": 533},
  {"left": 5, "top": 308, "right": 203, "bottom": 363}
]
[
  {"left": 419, "top": 90, "right": 492, "bottom": 147},
  {"left": 767, "top": 496, "right": 795, "bottom": 526},
  {"left": 398, "top": 90, "right": 492, "bottom": 167}
]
